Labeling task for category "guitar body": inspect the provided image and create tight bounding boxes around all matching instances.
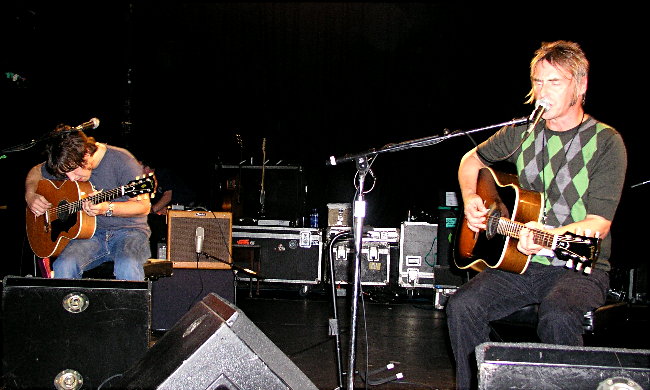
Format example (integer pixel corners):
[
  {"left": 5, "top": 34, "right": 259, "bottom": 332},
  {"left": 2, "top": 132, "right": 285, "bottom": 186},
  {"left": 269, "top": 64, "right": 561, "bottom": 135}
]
[
  {"left": 455, "top": 167, "right": 544, "bottom": 274},
  {"left": 26, "top": 174, "right": 156, "bottom": 259},
  {"left": 25, "top": 180, "right": 97, "bottom": 258}
]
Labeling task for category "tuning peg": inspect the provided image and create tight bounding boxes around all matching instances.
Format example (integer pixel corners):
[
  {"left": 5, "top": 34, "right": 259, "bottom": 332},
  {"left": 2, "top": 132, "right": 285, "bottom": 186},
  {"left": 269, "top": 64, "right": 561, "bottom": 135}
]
[
  {"left": 584, "top": 229, "right": 592, "bottom": 238},
  {"left": 135, "top": 175, "right": 141, "bottom": 180},
  {"left": 595, "top": 231, "right": 600, "bottom": 238},
  {"left": 584, "top": 266, "right": 592, "bottom": 274},
  {"left": 565, "top": 259, "right": 574, "bottom": 269},
  {"left": 575, "top": 262, "right": 583, "bottom": 271}
]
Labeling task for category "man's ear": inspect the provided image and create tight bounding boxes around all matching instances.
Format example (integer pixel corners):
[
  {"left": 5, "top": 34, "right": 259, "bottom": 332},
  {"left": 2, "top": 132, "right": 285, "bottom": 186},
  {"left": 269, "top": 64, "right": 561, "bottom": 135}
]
[{"left": 579, "top": 75, "right": 588, "bottom": 97}]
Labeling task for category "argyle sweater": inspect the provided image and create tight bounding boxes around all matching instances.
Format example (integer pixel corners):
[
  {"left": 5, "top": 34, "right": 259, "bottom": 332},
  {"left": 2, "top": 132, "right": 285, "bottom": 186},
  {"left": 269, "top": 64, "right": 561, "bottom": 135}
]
[{"left": 476, "top": 116, "right": 627, "bottom": 271}]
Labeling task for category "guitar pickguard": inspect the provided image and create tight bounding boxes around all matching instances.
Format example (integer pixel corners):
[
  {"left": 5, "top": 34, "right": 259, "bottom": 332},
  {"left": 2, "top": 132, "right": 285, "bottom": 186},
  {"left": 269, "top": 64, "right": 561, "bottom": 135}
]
[{"left": 485, "top": 203, "right": 502, "bottom": 240}]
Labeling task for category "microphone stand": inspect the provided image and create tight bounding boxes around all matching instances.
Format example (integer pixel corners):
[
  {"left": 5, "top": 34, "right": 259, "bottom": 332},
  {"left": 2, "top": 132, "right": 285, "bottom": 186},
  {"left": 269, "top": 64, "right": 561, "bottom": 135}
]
[
  {"left": 0, "top": 134, "right": 51, "bottom": 160},
  {"left": 327, "top": 116, "right": 527, "bottom": 390},
  {"left": 1, "top": 122, "right": 103, "bottom": 160},
  {"left": 327, "top": 117, "right": 527, "bottom": 167},
  {"left": 346, "top": 156, "right": 369, "bottom": 390},
  {"left": 198, "top": 251, "right": 263, "bottom": 306},
  {"left": 630, "top": 179, "right": 650, "bottom": 189}
]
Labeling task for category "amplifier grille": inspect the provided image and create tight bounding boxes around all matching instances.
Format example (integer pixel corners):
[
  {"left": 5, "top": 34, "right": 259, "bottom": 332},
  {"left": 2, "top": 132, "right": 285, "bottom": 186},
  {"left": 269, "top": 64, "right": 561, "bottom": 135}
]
[{"left": 167, "top": 211, "right": 232, "bottom": 269}]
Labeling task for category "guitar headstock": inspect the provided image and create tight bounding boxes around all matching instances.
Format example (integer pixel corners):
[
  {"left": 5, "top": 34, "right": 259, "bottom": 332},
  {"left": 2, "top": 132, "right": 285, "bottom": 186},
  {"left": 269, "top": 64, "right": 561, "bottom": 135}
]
[
  {"left": 125, "top": 173, "right": 157, "bottom": 199},
  {"left": 555, "top": 231, "right": 601, "bottom": 274}
]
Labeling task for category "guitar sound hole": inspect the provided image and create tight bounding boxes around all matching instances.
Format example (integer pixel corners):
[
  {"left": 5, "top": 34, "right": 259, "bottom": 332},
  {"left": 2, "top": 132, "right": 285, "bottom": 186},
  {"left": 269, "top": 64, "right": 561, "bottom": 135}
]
[{"left": 57, "top": 201, "right": 71, "bottom": 222}]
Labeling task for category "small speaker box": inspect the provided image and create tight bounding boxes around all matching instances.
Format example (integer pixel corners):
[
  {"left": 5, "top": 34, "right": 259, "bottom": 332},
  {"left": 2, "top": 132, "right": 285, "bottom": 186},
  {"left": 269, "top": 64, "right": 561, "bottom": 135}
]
[{"left": 167, "top": 210, "right": 232, "bottom": 269}]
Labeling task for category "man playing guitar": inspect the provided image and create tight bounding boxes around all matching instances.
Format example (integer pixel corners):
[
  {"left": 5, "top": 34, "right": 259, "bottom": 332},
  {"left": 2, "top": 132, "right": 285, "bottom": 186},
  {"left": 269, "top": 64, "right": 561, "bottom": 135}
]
[
  {"left": 447, "top": 41, "right": 627, "bottom": 390},
  {"left": 25, "top": 122, "right": 152, "bottom": 281}
]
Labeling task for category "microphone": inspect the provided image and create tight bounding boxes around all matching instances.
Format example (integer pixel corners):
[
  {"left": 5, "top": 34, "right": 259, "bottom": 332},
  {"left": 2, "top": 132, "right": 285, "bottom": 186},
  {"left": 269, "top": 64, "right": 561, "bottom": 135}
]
[
  {"left": 74, "top": 118, "right": 100, "bottom": 131},
  {"left": 521, "top": 99, "right": 549, "bottom": 138},
  {"left": 528, "top": 99, "right": 549, "bottom": 127},
  {"left": 195, "top": 226, "right": 205, "bottom": 254}
]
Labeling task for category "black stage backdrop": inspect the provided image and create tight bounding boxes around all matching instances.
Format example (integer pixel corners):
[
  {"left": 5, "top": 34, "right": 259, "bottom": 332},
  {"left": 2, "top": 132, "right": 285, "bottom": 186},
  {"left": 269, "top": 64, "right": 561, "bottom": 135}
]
[{"left": 1, "top": 3, "right": 646, "bottom": 294}]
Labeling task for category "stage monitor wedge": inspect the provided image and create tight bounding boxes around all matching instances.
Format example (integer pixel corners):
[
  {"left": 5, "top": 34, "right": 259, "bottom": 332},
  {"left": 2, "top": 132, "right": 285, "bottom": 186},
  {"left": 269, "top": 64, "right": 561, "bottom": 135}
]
[
  {"left": 115, "top": 293, "right": 319, "bottom": 390},
  {"left": 476, "top": 342, "right": 650, "bottom": 390}
]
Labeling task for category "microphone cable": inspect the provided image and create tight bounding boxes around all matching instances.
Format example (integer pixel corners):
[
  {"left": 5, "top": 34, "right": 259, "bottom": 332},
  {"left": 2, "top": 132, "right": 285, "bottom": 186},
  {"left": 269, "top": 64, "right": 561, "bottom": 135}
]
[{"left": 358, "top": 362, "right": 404, "bottom": 386}]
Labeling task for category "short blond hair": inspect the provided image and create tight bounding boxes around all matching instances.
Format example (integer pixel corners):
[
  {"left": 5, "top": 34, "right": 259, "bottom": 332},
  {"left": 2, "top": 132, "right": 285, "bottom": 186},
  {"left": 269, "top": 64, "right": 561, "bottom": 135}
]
[{"left": 525, "top": 40, "right": 589, "bottom": 105}]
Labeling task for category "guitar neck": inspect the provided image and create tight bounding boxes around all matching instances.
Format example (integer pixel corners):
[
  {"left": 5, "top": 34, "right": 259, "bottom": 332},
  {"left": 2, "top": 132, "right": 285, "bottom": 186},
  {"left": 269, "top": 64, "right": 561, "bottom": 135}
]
[
  {"left": 64, "top": 186, "right": 128, "bottom": 214},
  {"left": 496, "top": 217, "right": 555, "bottom": 248}
]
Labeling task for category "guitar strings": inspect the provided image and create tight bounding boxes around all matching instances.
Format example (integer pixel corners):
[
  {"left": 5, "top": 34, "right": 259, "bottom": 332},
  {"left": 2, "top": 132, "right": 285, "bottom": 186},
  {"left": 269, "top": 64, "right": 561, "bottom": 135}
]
[
  {"left": 488, "top": 214, "right": 554, "bottom": 247},
  {"left": 49, "top": 187, "right": 124, "bottom": 218}
]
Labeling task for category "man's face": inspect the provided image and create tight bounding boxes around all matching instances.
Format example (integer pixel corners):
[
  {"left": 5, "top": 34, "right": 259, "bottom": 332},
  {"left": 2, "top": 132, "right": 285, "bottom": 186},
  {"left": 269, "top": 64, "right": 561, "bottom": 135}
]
[
  {"left": 531, "top": 59, "right": 586, "bottom": 121},
  {"left": 65, "top": 155, "right": 93, "bottom": 182}
]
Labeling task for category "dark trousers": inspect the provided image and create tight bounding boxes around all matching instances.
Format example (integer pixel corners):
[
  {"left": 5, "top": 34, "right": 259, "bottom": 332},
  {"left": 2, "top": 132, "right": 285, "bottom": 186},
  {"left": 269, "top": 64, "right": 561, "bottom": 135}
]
[{"left": 445, "top": 262, "right": 609, "bottom": 390}]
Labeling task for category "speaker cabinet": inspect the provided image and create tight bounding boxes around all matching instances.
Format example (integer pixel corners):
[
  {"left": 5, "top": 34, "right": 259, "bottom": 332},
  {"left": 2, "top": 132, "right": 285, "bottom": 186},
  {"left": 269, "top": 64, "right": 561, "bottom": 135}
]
[
  {"left": 167, "top": 210, "right": 232, "bottom": 269},
  {"left": 116, "top": 293, "right": 319, "bottom": 390},
  {"left": 217, "top": 165, "right": 304, "bottom": 223},
  {"left": 476, "top": 342, "right": 650, "bottom": 390},
  {"left": 2, "top": 276, "right": 151, "bottom": 390}
]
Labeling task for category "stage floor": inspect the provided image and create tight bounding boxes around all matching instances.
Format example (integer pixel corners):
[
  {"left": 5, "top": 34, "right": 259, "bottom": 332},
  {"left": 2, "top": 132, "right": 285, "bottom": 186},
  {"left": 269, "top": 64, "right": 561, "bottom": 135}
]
[{"left": 232, "top": 284, "right": 649, "bottom": 390}]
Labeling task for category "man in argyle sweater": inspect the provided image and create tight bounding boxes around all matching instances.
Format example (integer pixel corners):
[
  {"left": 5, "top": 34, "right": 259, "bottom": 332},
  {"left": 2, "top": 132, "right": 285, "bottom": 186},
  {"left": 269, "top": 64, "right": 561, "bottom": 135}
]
[{"left": 446, "top": 40, "right": 627, "bottom": 390}]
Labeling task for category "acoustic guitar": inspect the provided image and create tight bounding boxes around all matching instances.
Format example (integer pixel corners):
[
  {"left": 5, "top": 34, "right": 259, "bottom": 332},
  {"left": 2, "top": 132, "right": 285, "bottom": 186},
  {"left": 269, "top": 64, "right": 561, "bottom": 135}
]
[
  {"left": 26, "top": 174, "right": 156, "bottom": 258},
  {"left": 454, "top": 167, "right": 600, "bottom": 274}
]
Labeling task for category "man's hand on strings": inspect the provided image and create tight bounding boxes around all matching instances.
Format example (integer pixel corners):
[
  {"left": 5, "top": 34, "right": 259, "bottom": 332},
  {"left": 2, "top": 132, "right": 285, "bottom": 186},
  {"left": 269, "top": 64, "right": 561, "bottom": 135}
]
[
  {"left": 26, "top": 193, "right": 51, "bottom": 217},
  {"left": 463, "top": 194, "right": 488, "bottom": 233},
  {"left": 81, "top": 190, "right": 107, "bottom": 217}
]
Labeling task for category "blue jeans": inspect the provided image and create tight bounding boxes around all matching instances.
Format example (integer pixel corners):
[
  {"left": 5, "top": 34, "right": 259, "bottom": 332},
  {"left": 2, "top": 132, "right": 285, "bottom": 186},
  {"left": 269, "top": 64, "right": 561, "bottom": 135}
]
[
  {"left": 445, "top": 262, "right": 609, "bottom": 390},
  {"left": 53, "top": 228, "right": 151, "bottom": 281}
]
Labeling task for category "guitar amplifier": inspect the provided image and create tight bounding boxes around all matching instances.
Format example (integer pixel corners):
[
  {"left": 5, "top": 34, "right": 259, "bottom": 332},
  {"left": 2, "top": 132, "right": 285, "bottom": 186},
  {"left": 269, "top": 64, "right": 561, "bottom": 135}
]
[
  {"left": 2, "top": 276, "right": 151, "bottom": 390},
  {"left": 167, "top": 210, "right": 232, "bottom": 269}
]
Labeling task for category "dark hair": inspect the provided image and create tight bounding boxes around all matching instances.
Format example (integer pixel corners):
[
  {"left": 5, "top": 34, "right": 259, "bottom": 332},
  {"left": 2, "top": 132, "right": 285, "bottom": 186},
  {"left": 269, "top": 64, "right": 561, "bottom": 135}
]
[{"left": 45, "top": 124, "right": 98, "bottom": 177}]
